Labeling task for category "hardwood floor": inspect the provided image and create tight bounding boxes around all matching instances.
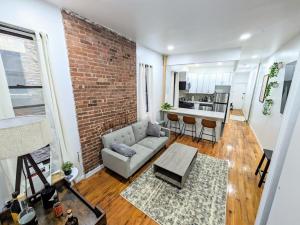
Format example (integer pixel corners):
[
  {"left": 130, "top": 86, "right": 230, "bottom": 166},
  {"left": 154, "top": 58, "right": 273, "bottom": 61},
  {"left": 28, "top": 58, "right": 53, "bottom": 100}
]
[
  {"left": 75, "top": 120, "right": 264, "bottom": 225},
  {"left": 230, "top": 109, "right": 244, "bottom": 116}
]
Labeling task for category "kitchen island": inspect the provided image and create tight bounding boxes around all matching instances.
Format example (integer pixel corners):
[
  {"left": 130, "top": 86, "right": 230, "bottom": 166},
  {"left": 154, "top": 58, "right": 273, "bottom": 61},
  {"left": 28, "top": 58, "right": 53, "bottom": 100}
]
[{"left": 162, "top": 108, "right": 225, "bottom": 141}]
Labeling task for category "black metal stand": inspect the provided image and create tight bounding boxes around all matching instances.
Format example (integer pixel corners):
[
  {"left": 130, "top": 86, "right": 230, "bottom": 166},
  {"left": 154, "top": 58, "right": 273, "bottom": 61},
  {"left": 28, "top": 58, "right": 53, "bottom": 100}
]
[
  {"left": 15, "top": 154, "right": 49, "bottom": 201},
  {"left": 255, "top": 149, "right": 273, "bottom": 187}
]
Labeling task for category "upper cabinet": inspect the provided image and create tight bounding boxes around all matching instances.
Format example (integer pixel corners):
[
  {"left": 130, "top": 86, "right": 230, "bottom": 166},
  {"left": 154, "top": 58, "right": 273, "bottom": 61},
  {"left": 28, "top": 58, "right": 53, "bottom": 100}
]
[
  {"left": 179, "top": 72, "right": 186, "bottom": 81},
  {"left": 187, "top": 72, "right": 232, "bottom": 94}
]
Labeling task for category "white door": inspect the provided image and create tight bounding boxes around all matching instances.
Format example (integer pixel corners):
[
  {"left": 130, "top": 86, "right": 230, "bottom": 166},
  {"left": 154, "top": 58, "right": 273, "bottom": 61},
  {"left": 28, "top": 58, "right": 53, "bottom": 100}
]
[{"left": 231, "top": 83, "right": 247, "bottom": 109}]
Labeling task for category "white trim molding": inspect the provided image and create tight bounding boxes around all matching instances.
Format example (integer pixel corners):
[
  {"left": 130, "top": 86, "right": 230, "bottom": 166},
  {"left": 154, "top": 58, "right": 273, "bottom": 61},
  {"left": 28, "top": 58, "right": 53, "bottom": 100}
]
[{"left": 84, "top": 164, "right": 105, "bottom": 179}]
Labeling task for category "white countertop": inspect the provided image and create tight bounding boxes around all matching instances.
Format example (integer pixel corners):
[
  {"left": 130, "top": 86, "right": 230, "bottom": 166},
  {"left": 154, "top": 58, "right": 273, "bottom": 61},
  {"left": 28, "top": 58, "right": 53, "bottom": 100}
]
[{"left": 162, "top": 108, "right": 225, "bottom": 121}]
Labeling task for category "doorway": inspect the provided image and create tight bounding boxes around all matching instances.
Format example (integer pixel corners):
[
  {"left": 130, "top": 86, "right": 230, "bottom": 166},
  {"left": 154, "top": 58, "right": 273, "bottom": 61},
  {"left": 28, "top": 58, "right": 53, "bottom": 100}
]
[{"left": 231, "top": 83, "right": 247, "bottom": 110}]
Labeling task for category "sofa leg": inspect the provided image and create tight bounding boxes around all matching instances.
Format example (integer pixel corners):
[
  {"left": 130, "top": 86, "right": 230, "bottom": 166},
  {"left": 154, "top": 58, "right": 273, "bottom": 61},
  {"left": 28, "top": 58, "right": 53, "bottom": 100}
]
[{"left": 129, "top": 176, "right": 133, "bottom": 183}]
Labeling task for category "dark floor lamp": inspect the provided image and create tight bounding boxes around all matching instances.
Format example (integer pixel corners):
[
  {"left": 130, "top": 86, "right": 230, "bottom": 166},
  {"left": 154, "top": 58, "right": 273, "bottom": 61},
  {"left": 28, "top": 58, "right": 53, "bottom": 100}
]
[{"left": 0, "top": 116, "right": 53, "bottom": 201}]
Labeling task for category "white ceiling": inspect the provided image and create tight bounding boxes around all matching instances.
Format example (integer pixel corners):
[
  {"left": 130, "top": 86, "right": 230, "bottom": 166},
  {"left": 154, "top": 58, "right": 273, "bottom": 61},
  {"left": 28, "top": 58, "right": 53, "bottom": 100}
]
[
  {"left": 170, "top": 61, "right": 236, "bottom": 72},
  {"left": 46, "top": 0, "right": 300, "bottom": 68}
]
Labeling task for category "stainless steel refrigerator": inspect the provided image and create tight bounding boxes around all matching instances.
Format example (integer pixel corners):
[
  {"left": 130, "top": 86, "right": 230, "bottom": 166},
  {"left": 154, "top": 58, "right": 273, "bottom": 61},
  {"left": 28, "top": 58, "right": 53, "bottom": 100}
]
[{"left": 214, "top": 85, "right": 231, "bottom": 122}]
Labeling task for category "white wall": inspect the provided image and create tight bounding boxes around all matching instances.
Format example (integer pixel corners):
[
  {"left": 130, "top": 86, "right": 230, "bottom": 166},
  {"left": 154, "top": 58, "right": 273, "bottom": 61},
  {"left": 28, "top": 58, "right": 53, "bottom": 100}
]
[
  {"left": 249, "top": 34, "right": 300, "bottom": 150},
  {"left": 266, "top": 110, "right": 300, "bottom": 225},
  {"left": 0, "top": 0, "right": 83, "bottom": 173},
  {"left": 254, "top": 36, "right": 300, "bottom": 225},
  {"left": 243, "top": 65, "right": 260, "bottom": 120},
  {"left": 136, "top": 44, "right": 163, "bottom": 121}
]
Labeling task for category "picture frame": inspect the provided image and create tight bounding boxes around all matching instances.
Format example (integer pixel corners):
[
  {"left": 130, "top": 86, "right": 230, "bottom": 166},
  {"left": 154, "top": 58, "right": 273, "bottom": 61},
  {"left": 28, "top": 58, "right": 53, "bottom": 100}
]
[{"left": 259, "top": 75, "right": 269, "bottom": 103}]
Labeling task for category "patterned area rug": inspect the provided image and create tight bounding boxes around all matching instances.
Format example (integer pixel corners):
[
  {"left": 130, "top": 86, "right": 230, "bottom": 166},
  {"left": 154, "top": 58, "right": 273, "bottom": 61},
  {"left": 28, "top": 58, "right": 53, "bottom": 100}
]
[{"left": 121, "top": 153, "right": 229, "bottom": 225}]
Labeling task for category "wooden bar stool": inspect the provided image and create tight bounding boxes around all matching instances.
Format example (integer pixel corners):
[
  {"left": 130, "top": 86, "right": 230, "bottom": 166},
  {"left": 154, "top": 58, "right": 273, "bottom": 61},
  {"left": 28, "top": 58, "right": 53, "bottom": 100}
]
[
  {"left": 182, "top": 116, "right": 197, "bottom": 141},
  {"left": 166, "top": 113, "right": 181, "bottom": 137},
  {"left": 255, "top": 149, "right": 273, "bottom": 187},
  {"left": 198, "top": 119, "right": 217, "bottom": 145}
]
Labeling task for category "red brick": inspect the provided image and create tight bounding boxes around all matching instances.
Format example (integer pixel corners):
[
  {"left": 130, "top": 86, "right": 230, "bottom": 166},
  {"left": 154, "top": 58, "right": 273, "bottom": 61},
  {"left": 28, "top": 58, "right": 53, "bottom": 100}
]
[{"left": 62, "top": 11, "right": 137, "bottom": 173}]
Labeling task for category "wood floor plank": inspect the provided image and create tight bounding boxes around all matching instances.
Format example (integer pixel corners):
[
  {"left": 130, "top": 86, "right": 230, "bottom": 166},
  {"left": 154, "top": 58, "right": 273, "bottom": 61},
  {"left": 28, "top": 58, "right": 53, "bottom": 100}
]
[{"left": 75, "top": 119, "right": 263, "bottom": 225}]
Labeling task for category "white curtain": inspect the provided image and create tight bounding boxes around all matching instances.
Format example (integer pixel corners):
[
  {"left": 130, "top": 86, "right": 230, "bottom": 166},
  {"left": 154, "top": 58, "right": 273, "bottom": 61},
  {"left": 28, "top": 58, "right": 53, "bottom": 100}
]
[
  {"left": 169, "top": 72, "right": 179, "bottom": 108},
  {"left": 137, "top": 64, "right": 154, "bottom": 122},
  {"left": 174, "top": 72, "right": 179, "bottom": 108},
  {"left": 36, "top": 33, "right": 77, "bottom": 173}
]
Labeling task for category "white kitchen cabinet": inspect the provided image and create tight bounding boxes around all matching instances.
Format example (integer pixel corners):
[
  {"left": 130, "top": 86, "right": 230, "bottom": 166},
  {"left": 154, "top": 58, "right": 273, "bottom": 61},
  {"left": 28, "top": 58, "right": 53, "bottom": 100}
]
[
  {"left": 196, "top": 74, "right": 203, "bottom": 93},
  {"left": 179, "top": 72, "right": 186, "bottom": 81},
  {"left": 187, "top": 73, "right": 198, "bottom": 93},
  {"left": 208, "top": 73, "right": 216, "bottom": 93},
  {"left": 187, "top": 72, "right": 232, "bottom": 93}
]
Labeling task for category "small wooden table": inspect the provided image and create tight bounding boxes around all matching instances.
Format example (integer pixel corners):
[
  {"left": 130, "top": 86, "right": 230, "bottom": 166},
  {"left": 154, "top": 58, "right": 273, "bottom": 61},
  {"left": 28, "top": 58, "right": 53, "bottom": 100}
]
[
  {"left": 1, "top": 179, "right": 106, "bottom": 225},
  {"left": 153, "top": 143, "right": 198, "bottom": 188}
]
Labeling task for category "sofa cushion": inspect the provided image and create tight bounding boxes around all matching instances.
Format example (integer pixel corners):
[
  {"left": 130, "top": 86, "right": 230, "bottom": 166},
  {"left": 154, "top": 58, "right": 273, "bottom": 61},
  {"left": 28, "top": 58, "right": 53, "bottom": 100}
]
[
  {"left": 129, "top": 144, "right": 153, "bottom": 173},
  {"left": 146, "top": 122, "right": 161, "bottom": 137},
  {"left": 102, "top": 126, "right": 136, "bottom": 148},
  {"left": 111, "top": 143, "right": 136, "bottom": 157},
  {"left": 131, "top": 120, "right": 148, "bottom": 142},
  {"left": 138, "top": 136, "right": 168, "bottom": 152}
]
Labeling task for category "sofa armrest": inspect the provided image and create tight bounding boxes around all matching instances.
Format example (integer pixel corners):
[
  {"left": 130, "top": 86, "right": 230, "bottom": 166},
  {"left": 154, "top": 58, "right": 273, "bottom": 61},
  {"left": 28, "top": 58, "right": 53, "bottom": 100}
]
[
  {"left": 161, "top": 127, "right": 171, "bottom": 138},
  {"left": 101, "top": 148, "right": 131, "bottom": 178}
]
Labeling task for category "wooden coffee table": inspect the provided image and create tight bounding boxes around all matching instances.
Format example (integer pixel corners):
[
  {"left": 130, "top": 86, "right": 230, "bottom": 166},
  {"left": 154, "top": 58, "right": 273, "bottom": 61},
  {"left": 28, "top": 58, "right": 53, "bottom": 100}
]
[{"left": 153, "top": 143, "right": 198, "bottom": 188}]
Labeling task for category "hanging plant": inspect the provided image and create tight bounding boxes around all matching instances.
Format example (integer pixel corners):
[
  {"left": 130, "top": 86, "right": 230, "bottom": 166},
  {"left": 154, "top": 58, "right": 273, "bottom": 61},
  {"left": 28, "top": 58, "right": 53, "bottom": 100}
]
[
  {"left": 262, "top": 99, "right": 274, "bottom": 115},
  {"left": 262, "top": 62, "right": 283, "bottom": 115},
  {"left": 269, "top": 62, "right": 283, "bottom": 78}
]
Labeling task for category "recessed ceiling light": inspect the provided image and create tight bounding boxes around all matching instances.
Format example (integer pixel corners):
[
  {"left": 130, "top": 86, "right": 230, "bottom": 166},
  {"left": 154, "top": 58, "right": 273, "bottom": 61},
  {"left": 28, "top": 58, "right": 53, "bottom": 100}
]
[
  {"left": 217, "top": 62, "right": 223, "bottom": 66},
  {"left": 240, "top": 33, "right": 252, "bottom": 41},
  {"left": 252, "top": 55, "right": 258, "bottom": 59},
  {"left": 167, "top": 45, "right": 174, "bottom": 51}
]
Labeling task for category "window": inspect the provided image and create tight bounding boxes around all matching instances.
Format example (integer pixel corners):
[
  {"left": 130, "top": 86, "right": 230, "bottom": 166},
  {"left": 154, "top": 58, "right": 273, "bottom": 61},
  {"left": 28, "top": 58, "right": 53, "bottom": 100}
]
[
  {"left": 0, "top": 24, "right": 45, "bottom": 116},
  {"left": 0, "top": 23, "right": 49, "bottom": 164}
]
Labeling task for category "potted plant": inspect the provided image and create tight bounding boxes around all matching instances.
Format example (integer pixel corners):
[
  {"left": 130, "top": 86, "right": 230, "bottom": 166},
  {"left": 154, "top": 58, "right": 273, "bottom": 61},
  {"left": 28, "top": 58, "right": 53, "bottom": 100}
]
[
  {"left": 161, "top": 102, "right": 172, "bottom": 111},
  {"left": 62, "top": 161, "right": 73, "bottom": 176}
]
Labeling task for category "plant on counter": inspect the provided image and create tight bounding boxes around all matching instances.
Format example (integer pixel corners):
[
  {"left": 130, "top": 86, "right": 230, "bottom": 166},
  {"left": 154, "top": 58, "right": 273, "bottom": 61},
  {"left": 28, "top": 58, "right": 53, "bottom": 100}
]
[
  {"left": 161, "top": 102, "right": 172, "bottom": 111},
  {"left": 62, "top": 161, "right": 73, "bottom": 176},
  {"left": 262, "top": 62, "right": 283, "bottom": 115}
]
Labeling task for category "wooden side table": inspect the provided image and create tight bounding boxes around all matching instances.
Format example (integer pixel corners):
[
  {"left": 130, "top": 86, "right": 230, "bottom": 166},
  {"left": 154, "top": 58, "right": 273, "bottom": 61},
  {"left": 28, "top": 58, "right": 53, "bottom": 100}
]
[
  {"left": 0, "top": 179, "right": 106, "bottom": 225},
  {"left": 65, "top": 167, "right": 78, "bottom": 182}
]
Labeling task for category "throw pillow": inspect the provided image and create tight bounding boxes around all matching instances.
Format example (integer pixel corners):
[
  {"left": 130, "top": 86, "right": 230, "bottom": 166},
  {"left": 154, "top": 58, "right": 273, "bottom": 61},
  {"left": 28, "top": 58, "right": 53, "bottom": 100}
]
[
  {"left": 111, "top": 143, "right": 136, "bottom": 157},
  {"left": 146, "top": 122, "right": 161, "bottom": 137}
]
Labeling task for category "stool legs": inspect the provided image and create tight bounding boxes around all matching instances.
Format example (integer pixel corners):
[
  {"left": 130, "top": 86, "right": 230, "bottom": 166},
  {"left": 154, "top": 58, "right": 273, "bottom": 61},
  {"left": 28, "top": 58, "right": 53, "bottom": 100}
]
[
  {"left": 198, "top": 126, "right": 204, "bottom": 143},
  {"left": 198, "top": 127, "right": 216, "bottom": 145},
  {"left": 192, "top": 125, "right": 197, "bottom": 141},
  {"left": 213, "top": 128, "right": 216, "bottom": 144},
  {"left": 167, "top": 120, "right": 181, "bottom": 137},
  {"left": 181, "top": 123, "right": 197, "bottom": 141}
]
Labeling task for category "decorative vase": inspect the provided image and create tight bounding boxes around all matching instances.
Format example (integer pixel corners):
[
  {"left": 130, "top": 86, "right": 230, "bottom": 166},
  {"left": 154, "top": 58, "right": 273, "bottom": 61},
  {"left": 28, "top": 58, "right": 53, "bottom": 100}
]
[{"left": 64, "top": 169, "right": 72, "bottom": 176}]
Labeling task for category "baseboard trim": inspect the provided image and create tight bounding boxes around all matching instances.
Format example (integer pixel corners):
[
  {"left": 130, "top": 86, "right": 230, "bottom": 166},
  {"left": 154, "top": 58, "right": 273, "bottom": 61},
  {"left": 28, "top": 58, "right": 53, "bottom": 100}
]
[
  {"left": 85, "top": 164, "right": 104, "bottom": 178},
  {"left": 249, "top": 123, "right": 264, "bottom": 152}
]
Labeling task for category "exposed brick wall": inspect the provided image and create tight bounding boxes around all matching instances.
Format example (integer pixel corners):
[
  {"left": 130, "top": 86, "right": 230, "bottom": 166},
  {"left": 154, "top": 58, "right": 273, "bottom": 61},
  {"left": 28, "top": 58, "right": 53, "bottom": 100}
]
[{"left": 62, "top": 11, "right": 137, "bottom": 173}]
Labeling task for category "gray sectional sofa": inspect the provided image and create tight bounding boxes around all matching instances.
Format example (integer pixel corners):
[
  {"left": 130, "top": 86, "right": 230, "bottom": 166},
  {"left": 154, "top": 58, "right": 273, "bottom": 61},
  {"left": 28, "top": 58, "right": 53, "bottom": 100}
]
[{"left": 101, "top": 120, "right": 170, "bottom": 179}]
